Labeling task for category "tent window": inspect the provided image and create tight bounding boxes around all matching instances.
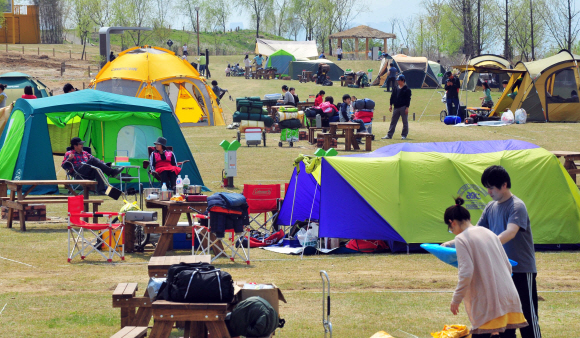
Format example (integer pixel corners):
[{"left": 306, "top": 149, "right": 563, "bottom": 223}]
[
  {"left": 117, "top": 125, "right": 162, "bottom": 159},
  {"left": 546, "top": 68, "right": 579, "bottom": 103}
]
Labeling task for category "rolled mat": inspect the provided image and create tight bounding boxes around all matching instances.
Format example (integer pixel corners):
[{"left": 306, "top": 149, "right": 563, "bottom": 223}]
[
  {"left": 278, "top": 111, "right": 304, "bottom": 123},
  {"left": 233, "top": 111, "right": 274, "bottom": 127}
]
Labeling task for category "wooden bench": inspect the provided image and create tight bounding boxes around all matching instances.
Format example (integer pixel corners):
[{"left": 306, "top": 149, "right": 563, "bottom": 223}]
[
  {"left": 112, "top": 283, "right": 152, "bottom": 329},
  {"left": 110, "top": 326, "right": 148, "bottom": 338},
  {"left": 355, "top": 133, "right": 373, "bottom": 151},
  {"left": 150, "top": 300, "right": 231, "bottom": 338},
  {"left": 3, "top": 198, "right": 104, "bottom": 223},
  {"left": 323, "top": 132, "right": 373, "bottom": 151},
  {"left": 123, "top": 220, "right": 160, "bottom": 253}
]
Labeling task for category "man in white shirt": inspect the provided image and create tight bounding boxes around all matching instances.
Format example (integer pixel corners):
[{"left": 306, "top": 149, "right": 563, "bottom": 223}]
[{"left": 336, "top": 46, "right": 343, "bottom": 61}]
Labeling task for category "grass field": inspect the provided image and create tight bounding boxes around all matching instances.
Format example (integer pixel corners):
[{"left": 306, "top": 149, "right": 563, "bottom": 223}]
[{"left": 1, "top": 46, "right": 580, "bottom": 337}]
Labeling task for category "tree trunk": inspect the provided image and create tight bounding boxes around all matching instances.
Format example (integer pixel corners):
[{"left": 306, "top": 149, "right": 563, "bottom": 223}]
[
  {"left": 504, "top": 0, "right": 510, "bottom": 60},
  {"left": 256, "top": 16, "right": 260, "bottom": 38},
  {"left": 477, "top": 0, "right": 481, "bottom": 55},
  {"left": 530, "top": 0, "right": 534, "bottom": 59},
  {"left": 568, "top": 0, "right": 572, "bottom": 51}
]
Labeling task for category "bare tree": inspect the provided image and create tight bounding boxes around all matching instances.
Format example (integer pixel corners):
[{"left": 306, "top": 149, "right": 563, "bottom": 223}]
[
  {"left": 273, "top": 0, "right": 291, "bottom": 36},
  {"left": 422, "top": 0, "right": 444, "bottom": 58},
  {"left": 292, "top": 0, "right": 322, "bottom": 40},
  {"left": 204, "top": 0, "right": 230, "bottom": 32},
  {"left": 181, "top": 0, "right": 202, "bottom": 33},
  {"left": 539, "top": 0, "right": 580, "bottom": 51},
  {"left": 397, "top": 18, "right": 415, "bottom": 51},
  {"left": 34, "top": 0, "right": 65, "bottom": 43},
  {"left": 88, "top": 0, "right": 113, "bottom": 27},
  {"left": 113, "top": 0, "right": 153, "bottom": 46},
  {"left": 70, "top": 0, "right": 92, "bottom": 59},
  {"left": 242, "top": 0, "right": 274, "bottom": 38},
  {"left": 448, "top": 0, "right": 476, "bottom": 56}
]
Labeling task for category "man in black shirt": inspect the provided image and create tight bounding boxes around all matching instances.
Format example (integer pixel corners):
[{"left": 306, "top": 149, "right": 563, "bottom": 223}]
[
  {"left": 445, "top": 72, "right": 461, "bottom": 116},
  {"left": 382, "top": 75, "right": 412, "bottom": 140}
]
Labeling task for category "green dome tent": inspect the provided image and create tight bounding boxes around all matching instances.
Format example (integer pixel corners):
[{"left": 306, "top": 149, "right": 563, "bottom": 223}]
[
  {"left": 0, "top": 90, "right": 205, "bottom": 194},
  {"left": 0, "top": 72, "right": 52, "bottom": 102},
  {"left": 265, "top": 49, "right": 296, "bottom": 75}
]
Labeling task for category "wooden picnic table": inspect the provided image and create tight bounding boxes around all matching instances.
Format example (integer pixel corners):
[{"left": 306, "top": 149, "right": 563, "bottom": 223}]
[
  {"left": 150, "top": 301, "right": 230, "bottom": 338},
  {"left": 145, "top": 199, "right": 208, "bottom": 257},
  {"left": 113, "top": 255, "right": 212, "bottom": 330},
  {"left": 328, "top": 122, "right": 362, "bottom": 151},
  {"left": 3, "top": 179, "right": 99, "bottom": 231},
  {"left": 551, "top": 151, "right": 580, "bottom": 182}
]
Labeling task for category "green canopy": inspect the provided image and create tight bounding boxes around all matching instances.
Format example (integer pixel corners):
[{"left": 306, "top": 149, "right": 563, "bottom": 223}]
[
  {"left": 0, "top": 90, "right": 206, "bottom": 194},
  {"left": 265, "top": 49, "right": 296, "bottom": 75}
]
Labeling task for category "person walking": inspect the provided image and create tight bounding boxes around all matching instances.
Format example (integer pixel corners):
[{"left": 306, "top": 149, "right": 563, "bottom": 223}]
[
  {"left": 336, "top": 46, "right": 343, "bottom": 61},
  {"left": 444, "top": 165, "right": 542, "bottom": 338},
  {"left": 444, "top": 197, "right": 528, "bottom": 337},
  {"left": 382, "top": 75, "right": 411, "bottom": 140},
  {"left": 244, "top": 55, "right": 252, "bottom": 79},
  {"left": 197, "top": 53, "right": 207, "bottom": 77},
  {"left": 182, "top": 44, "right": 188, "bottom": 58}
]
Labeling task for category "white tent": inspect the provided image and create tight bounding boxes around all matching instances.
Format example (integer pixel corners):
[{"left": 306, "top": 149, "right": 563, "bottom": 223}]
[{"left": 255, "top": 39, "right": 318, "bottom": 59}]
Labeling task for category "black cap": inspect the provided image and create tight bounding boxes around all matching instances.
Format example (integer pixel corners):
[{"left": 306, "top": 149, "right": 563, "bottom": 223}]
[
  {"left": 71, "top": 137, "right": 85, "bottom": 146},
  {"left": 154, "top": 137, "right": 167, "bottom": 146}
]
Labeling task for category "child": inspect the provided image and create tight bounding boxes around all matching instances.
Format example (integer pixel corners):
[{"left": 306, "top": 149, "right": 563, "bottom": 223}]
[{"left": 225, "top": 64, "right": 231, "bottom": 77}]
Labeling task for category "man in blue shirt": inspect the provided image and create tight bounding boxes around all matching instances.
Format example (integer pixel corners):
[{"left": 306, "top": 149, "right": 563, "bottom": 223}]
[
  {"left": 253, "top": 54, "right": 264, "bottom": 69},
  {"left": 385, "top": 64, "right": 398, "bottom": 92}
]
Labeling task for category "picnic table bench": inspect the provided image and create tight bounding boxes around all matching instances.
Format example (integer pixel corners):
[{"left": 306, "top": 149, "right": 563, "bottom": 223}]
[
  {"left": 150, "top": 301, "right": 230, "bottom": 338},
  {"left": 2, "top": 180, "right": 102, "bottom": 231},
  {"left": 322, "top": 122, "right": 373, "bottom": 151},
  {"left": 112, "top": 255, "right": 211, "bottom": 331},
  {"left": 551, "top": 151, "right": 580, "bottom": 182},
  {"left": 110, "top": 326, "right": 148, "bottom": 338}
]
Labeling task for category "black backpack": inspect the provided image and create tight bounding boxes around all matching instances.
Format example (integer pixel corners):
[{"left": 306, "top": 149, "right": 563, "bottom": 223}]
[
  {"left": 160, "top": 262, "right": 235, "bottom": 303},
  {"left": 226, "top": 296, "right": 285, "bottom": 337}
]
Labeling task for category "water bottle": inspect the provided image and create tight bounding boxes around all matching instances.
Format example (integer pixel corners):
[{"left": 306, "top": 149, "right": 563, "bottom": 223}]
[
  {"left": 316, "top": 114, "right": 321, "bottom": 128},
  {"left": 176, "top": 175, "right": 183, "bottom": 194},
  {"left": 161, "top": 183, "right": 167, "bottom": 192},
  {"left": 183, "top": 175, "right": 190, "bottom": 190}
]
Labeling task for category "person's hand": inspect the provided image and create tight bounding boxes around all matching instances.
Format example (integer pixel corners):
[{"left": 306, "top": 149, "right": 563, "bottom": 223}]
[
  {"left": 479, "top": 97, "right": 484, "bottom": 100},
  {"left": 389, "top": 106, "right": 392, "bottom": 112},
  {"left": 68, "top": 153, "right": 74, "bottom": 160},
  {"left": 450, "top": 302, "right": 460, "bottom": 315},
  {"left": 405, "top": 107, "right": 409, "bottom": 115}
]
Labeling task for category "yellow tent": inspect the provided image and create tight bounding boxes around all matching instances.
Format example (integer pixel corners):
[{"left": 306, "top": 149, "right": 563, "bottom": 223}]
[
  {"left": 92, "top": 46, "right": 224, "bottom": 126},
  {"left": 463, "top": 54, "right": 511, "bottom": 91},
  {"left": 491, "top": 50, "right": 580, "bottom": 122}
]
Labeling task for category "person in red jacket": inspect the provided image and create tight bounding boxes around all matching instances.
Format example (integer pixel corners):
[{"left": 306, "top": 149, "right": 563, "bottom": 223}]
[
  {"left": 21, "top": 86, "right": 37, "bottom": 99},
  {"left": 149, "top": 137, "right": 182, "bottom": 190},
  {"left": 314, "top": 90, "right": 325, "bottom": 106}
]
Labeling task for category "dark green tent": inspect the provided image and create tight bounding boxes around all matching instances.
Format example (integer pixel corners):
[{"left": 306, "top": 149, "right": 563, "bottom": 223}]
[
  {"left": 0, "top": 90, "right": 205, "bottom": 194},
  {"left": 0, "top": 72, "right": 52, "bottom": 101},
  {"left": 288, "top": 59, "right": 344, "bottom": 81}
]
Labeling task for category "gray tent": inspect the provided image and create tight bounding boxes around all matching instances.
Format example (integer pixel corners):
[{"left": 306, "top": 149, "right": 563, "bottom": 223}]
[{"left": 288, "top": 59, "right": 344, "bottom": 81}]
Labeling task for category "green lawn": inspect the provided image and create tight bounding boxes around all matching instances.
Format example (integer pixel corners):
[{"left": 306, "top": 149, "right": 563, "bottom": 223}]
[{"left": 1, "top": 53, "right": 580, "bottom": 337}]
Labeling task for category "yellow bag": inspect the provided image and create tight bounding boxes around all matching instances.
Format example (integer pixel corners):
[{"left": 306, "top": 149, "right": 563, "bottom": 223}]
[
  {"left": 370, "top": 331, "right": 394, "bottom": 338},
  {"left": 431, "top": 325, "right": 470, "bottom": 338},
  {"left": 119, "top": 200, "right": 140, "bottom": 222}
]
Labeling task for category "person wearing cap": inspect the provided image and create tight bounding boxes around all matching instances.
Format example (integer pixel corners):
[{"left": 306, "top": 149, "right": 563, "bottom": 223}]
[
  {"left": 445, "top": 71, "right": 461, "bottom": 116},
  {"left": 382, "top": 74, "right": 412, "bottom": 140},
  {"left": 149, "top": 137, "right": 181, "bottom": 190},
  {"left": 62, "top": 137, "right": 123, "bottom": 194}
]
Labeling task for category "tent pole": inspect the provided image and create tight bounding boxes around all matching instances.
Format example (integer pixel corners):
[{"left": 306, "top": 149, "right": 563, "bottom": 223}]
[{"left": 101, "top": 121, "right": 105, "bottom": 161}]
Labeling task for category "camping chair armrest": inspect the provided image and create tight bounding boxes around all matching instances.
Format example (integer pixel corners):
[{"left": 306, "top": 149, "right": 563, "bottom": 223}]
[
  {"left": 177, "top": 160, "right": 190, "bottom": 167},
  {"left": 192, "top": 214, "right": 208, "bottom": 219},
  {"left": 69, "top": 212, "right": 95, "bottom": 218},
  {"left": 95, "top": 212, "right": 124, "bottom": 216},
  {"left": 143, "top": 160, "right": 150, "bottom": 169}
]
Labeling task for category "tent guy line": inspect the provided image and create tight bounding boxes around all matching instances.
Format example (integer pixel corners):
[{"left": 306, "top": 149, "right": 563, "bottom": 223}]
[{"left": 0, "top": 256, "right": 34, "bottom": 268}]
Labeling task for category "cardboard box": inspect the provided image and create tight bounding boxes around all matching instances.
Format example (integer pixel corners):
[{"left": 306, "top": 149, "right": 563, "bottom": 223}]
[{"left": 234, "top": 282, "right": 286, "bottom": 314}]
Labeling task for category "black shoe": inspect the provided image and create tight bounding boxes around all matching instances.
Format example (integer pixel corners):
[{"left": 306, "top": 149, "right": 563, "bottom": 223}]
[{"left": 110, "top": 167, "right": 124, "bottom": 177}]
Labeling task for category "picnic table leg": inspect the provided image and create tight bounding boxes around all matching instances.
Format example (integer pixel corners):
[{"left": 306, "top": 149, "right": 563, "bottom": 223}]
[
  {"left": 153, "top": 234, "right": 172, "bottom": 257},
  {"left": 206, "top": 321, "right": 231, "bottom": 338},
  {"left": 186, "top": 321, "right": 206, "bottom": 338},
  {"left": 345, "top": 130, "right": 352, "bottom": 151},
  {"left": 149, "top": 320, "right": 174, "bottom": 338},
  {"left": 17, "top": 187, "right": 26, "bottom": 231},
  {"left": 7, "top": 189, "right": 15, "bottom": 228},
  {"left": 187, "top": 213, "right": 193, "bottom": 226},
  {"left": 351, "top": 130, "right": 360, "bottom": 151},
  {"left": 92, "top": 203, "right": 99, "bottom": 223}
]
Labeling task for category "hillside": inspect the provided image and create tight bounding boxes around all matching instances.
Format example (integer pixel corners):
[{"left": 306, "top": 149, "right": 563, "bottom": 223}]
[{"left": 94, "top": 29, "right": 290, "bottom": 55}]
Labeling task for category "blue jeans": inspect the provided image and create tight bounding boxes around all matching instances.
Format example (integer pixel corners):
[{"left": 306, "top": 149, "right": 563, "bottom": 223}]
[
  {"left": 199, "top": 64, "right": 206, "bottom": 76},
  {"left": 446, "top": 97, "right": 460, "bottom": 116}
]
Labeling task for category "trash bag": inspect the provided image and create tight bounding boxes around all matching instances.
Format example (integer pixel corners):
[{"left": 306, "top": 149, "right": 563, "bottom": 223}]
[
  {"left": 226, "top": 296, "right": 284, "bottom": 338},
  {"left": 430, "top": 324, "right": 469, "bottom": 338},
  {"left": 515, "top": 108, "right": 527, "bottom": 124},
  {"left": 296, "top": 225, "right": 318, "bottom": 247},
  {"left": 147, "top": 277, "right": 166, "bottom": 302},
  {"left": 501, "top": 109, "right": 514, "bottom": 124}
]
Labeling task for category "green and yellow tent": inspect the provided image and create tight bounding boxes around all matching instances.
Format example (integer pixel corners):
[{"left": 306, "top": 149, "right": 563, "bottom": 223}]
[
  {"left": 278, "top": 140, "right": 580, "bottom": 245},
  {"left": 0, "top": 90, "right": 205, "bottom": 194}
]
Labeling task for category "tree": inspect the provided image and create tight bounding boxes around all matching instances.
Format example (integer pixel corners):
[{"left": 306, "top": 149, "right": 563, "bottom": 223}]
[
  {"left": 34, "top": 0, "right": 65, "bottom": 43},
  {"left": 448, "top": 0, "right": 475, "bottom": 56},
  {"left": 87, "top": 0, "right": 113, "bottom": 27},
  {"left": 292, "top": 0, "right": 322, "bottom": 41},
  {"left": 539, "top": 0, "right": 580, "bottom": 51},
  {"left": 205, "top": 0, "right": 231, "bottom": 32},
  {"left": 242, "top": 0, "right": 274, "bottom": 38},
  {"left": 181, "top": 0, "right": 202, "bottom": 33},
  {"left": 69, "top": 0, "right": 92, "bottom": 60},
  {"left": 273, "top": 0, "right": 291, "bottom": 37},
  {"left": 112, "top": 0, "right": 152, "bottom": 46},
  {"left": 151, "top": 0, "right": 172, "bottom": 44}
]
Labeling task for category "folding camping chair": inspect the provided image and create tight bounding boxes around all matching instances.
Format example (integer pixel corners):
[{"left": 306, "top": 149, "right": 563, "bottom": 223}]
[
  {"left": 142, "top": 146, "right": 190, "bottom": 187},
  {"left": 192, "top": 207, "right": 251, "bottom": 265},
  {"left": 243, "top": 184, "right": 283, "bottom": 234},
  {"left": 67, "top": 195, "right": 125, "bottom": 263},
  {"left": 62, "top": 146, "right": 113, "bottom": 193}
]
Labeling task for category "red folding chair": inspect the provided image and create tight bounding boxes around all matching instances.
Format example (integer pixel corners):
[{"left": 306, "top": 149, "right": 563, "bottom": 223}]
[
  {"left": 67, "top": 195, "right": 125, "bottom": 263},
  {"left": 242, "top": 184, "right": 282, "bottom": 233}
]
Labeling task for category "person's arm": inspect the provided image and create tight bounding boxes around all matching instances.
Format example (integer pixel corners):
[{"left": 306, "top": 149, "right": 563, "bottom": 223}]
[
  {"left": 451, "top": 238, "right": 473, "bottom": 314},
  {"left": 499, "top": 202, "right": 528, "bottom": 244},
  {"left": 62, "top": 151, "right": 73, "bottom": 167},
  {"left": 498, "top": 222, "right": 520, "bottom": 244},
  {"left": 389, "top": 89, "right": 395, "bottom": 110},
  {"left": 149, "top": 152, "right": 156, "bottom": 173},
  {"left": 405, "top": 89, "right": 412, "bottom": 112}
]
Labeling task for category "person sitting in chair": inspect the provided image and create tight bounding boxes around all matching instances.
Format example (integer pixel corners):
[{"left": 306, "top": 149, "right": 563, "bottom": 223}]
[
  {"left": 62, "top": 137, "right": 123, "bottom": 194},
  {"left": 149, "top": 137, "right": 181, "bottom": 190}
]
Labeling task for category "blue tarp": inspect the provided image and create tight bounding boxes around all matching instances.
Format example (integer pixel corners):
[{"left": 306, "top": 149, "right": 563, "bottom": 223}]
[{"left": 276, "top": 162, "right": 319, "bottom": 226}]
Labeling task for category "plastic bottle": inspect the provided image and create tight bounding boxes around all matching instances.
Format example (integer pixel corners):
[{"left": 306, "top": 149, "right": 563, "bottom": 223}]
[
  {"left": 316, "top": 114, "right": 321, "bottom": 128},
  {"left": 161, "top": 183, "right": 167, "bottom": 192},
  {"left": 183, "top": 175, "right": 190, "bottom": 190},
  {"left": 176, "top": 175, "right": 183, "bottom": 194}
]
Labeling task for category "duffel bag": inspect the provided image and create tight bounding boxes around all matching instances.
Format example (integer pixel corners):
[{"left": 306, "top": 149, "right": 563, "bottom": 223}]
[
  {"left": 354, "top": 110, "right": 374, "bottom": 120},
  {"left": 363, "top": 98, "right": 375, "bottom": 110},
  {"left": 226, "top": 296, "right": 284, "bottom": 338},
  {"left": 233, "top": 111, "right": 251, "bottom": 122},
  {"left": 279, "top": 118, "right": 302, "bottom": 129},
  {"left": 444, "top": 115, "right": 462, "bottom": 125},
  {"left": 353, "top": 99, "right": 365, "bottom": 110},
  {"left": 305, "top": 107, "right": 323, "bottom": 117},
  {"left": 249, "top": 107, "right": 263, "bottom": 114},
  {"left": 160, "top": 262, "right": 235, "bottom": 303}
]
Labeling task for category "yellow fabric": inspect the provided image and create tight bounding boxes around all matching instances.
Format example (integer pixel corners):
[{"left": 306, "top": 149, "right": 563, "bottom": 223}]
[
  {"left": 431, "top": 325, "right": 470, "bottom": 338},
  {"left": 174, "top": 84, "right": 205, "bottom": 124},
  {"left": 0, "top": 104, "right": 13, "bottom": 136},
  {"left": 478, "top": 312, "right": 527, "bottom": 330},
  {"left": 370, "top": 331, "right": 394, "bottom": 338}
]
